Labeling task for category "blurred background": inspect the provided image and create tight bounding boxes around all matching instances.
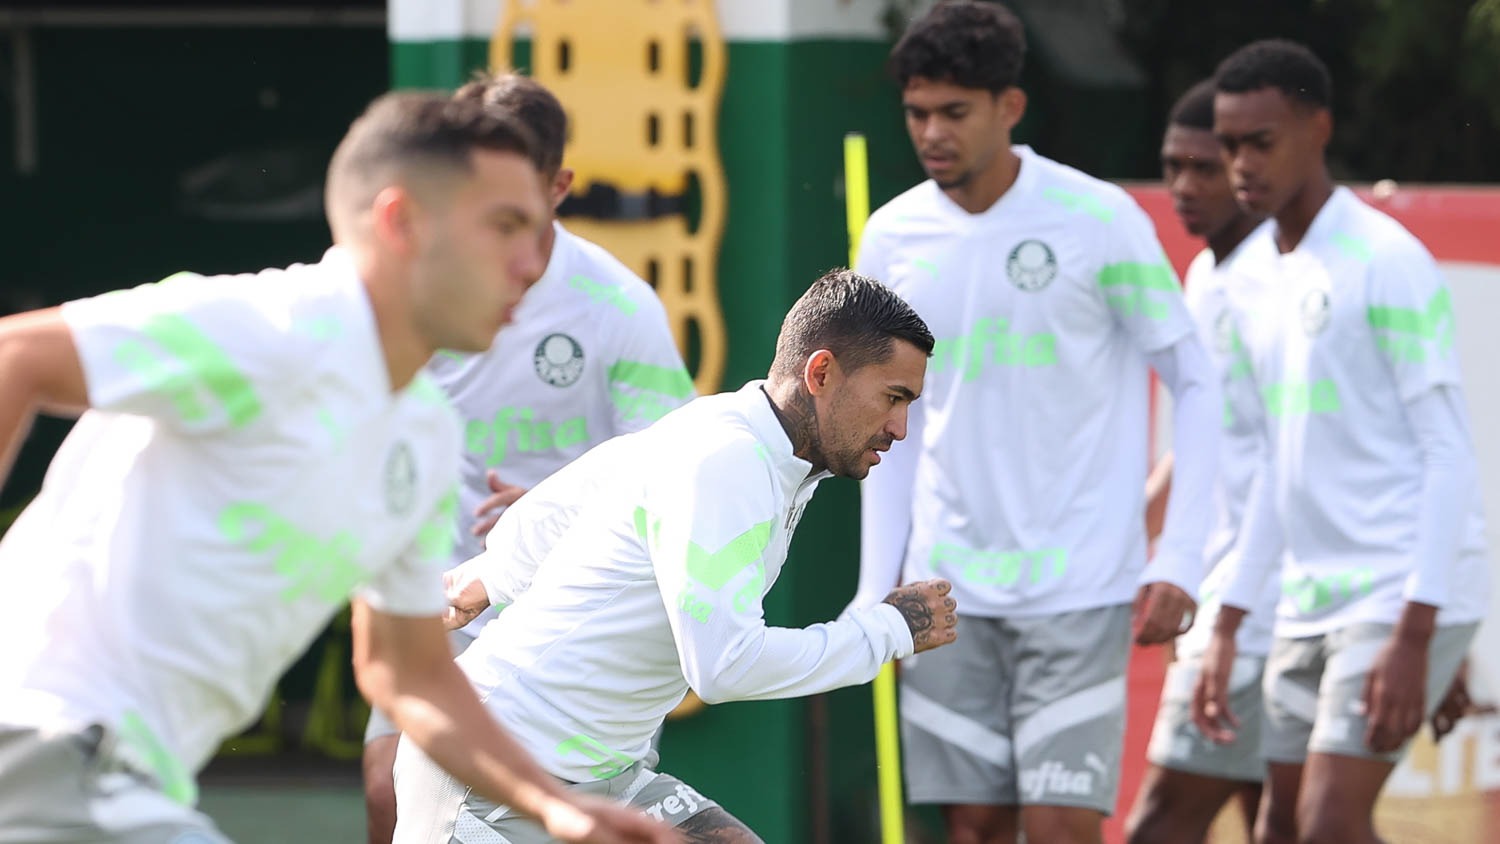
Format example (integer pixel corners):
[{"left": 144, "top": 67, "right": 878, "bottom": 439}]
[{"left": 3, "top": 1, "right": 1498, "bottom": 841}]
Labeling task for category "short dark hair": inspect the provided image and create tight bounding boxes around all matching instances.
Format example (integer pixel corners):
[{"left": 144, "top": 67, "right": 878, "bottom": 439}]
[
  {"left": 888, "top": 0, "right": 1026, "bottom": 93},
  {"left": 1215, "top": 39, "right": 1332, "bottom": 110},
  {"left": 771, "top": 269, "right": 934, "bottom": 379},
  {"left": 453, "top": 72, "right": 568, "bottom": 175},
  {"left": 325, "top": 91, "right": 538, "bottom": 239},
  {"left": 1168, "top": 79, "right": 1217, "bottom": 132}
]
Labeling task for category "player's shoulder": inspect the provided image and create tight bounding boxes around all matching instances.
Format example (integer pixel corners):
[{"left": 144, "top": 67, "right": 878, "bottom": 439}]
[
  {"left": 1023, "top": 148, "right": 1143, "bottom": 224},
  {"left": 1181, "top": 247, "right": 1220, "bottom": 299},
  {"left": 645, "top": 392, "right": 777, "bottom": 480},
  {"left": 1333, "top": 189, "right": 1434, "bottom": 266},
  {"left": 402, "top": 371, "right": 461, "bottom": 423},
  {"left": 555, "top": 226, "right": 670, "bottom": 320},
  {"left": 866, "top": 181, "right": 944, "bottom": 234}
]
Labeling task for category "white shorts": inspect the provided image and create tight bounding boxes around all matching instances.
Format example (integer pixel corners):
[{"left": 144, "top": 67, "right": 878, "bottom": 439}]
[
  {"left": 391, "top": 736, "right": 717, "bottom": 843},
  {"left": 0, "top": 725, "right": 230, "bottom": 844},
  {"left": 1262, "top": 622, "right": 1476, "bottom": 764},
  {"left": 1146, "top": 654, "right": 1267, "bottom": 782},
  {"left": 899, "top": 604, "right": 1132, "bottom": 814}
]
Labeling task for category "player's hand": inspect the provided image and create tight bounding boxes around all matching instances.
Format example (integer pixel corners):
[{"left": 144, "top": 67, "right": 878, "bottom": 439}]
[
  {"left": 1430, "top": 659, "right": 1497, "bottom": 741},
  {"left": 1191, "top": 630, "right": 1240, "bottom": 744},
  {"left": 473, "top": 470, "right": 528, "bottom": 542},
  {"left": 1363, "top": 635, "right": 1428, "bottom": 753},
  {"left": 540, "top": 793, "right": 682, "bottom": 844},
  {"left": 442, "top": 567, "right": 491, "bottom": 631},
  {"left": 883, "top": 578, "right": 958, "bottom": 653},
  {"left": 1132, "top": 581, "right": 1197, "bottom": 646}
]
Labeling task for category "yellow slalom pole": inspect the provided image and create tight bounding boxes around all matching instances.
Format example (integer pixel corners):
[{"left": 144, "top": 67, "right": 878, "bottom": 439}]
[{"left": 844, "top": 132, "right": 905, "bottom": 844}]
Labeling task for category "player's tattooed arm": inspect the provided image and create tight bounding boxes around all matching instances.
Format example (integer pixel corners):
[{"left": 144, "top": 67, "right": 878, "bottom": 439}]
[
  {"left": 883, "top": 578, "right": 958, "bottom": 653},
  {"left": 676, "top": 808, "right": 764, "bottom": 843}
]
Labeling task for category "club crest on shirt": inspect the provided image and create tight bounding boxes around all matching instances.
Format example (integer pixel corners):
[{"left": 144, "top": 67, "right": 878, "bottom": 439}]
[
  {"left": 1301, "top": 289, "right": 1331, "bottom": 336},
  {"left": 384, "top": 441, "right": 417, "bottom": 516},
  {"left": 1006, "top": 239, "right": 1058, "bottom": 291},
  {"left": 534, "top": 333, "right": 585, "bottom": 387}
]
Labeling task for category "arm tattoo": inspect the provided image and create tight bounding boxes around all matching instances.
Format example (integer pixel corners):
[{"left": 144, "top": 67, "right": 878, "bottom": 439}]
[
  {"left": 677, "top": 807, "right": 765, "bottom": 843},
  {"left": 886, "top": 591, "right": 934, "bottom": 645}
]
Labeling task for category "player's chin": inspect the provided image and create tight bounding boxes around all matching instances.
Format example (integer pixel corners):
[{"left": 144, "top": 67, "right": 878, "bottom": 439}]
[{"left": 840, "top": 456, "right": 877, "bottom": 481}]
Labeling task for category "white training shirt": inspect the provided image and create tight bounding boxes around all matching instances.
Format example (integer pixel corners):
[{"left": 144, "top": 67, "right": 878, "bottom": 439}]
[
  {"left": 854, "top": 145, "right": 1219, "bottom": 619},
  {"left": 1176, "top": 241, "right": 1279, "bottom": 659},
  {"left": 453, "top": 382, "right": 914, "bottom": 782},
  {"left": 0, "top": 249, "right": 459, "bottom": 801},
  {"left": 1220, "top": 188, "right": 1489, "bottom": 637},
  {"left": 428, "top": 222, "right": 693, "bottom": 566}
]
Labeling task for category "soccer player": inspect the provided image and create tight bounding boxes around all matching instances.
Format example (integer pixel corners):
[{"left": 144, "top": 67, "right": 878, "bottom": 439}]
[
  {"left": 1193, "top": 39, "right": 1490, "bottom": 844},
  {"left": 1124, "top": 79, "right": 1271, "bottom": 844},
  {"left": 392, "top": 269, "right": 960, "bottom": 843},
  {"left": 0, "top": 92, "right": 674, "bottom": 844},
  {"left": 846, "top": 3, "right": 1222, "bottom": 842},
  {"left": 362, "top": 73, "right": 694, "bottom": 844}
]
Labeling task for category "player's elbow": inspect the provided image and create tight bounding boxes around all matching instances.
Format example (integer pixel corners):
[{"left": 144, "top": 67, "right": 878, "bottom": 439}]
[
  {"left": 682, "top": 636, "right": 773, "bottom": 704},
  {"left": 352, "top": 650, "right": 399, "bottom": 714}
]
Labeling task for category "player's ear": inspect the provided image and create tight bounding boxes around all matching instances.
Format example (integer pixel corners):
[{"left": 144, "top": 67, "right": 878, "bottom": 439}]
[
  {"left": 804, "top": 349, "right": 839, "bottom": 397},
  {"left": 371, "top": 185, "right": 421, "bottom": 258},
  {"left": 1311, "top": 107, "right": 1333, "bottom": 149},
  {"left": 550, "top": 168, "right": 575, "bottom": 211},
  {"left": 998, "top": 86, "right": 1027, "bottom": 132}
]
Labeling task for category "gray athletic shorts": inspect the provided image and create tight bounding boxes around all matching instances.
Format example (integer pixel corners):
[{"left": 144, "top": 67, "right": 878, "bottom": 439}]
[
  {"left": 1146, "top": 654, "right": 1267, "bottom": 782},
  {"left": 0, "top": 725, "right": 230, "bottom": 844},
  {"left": 391, "top": 736, "right": 718, "bottom": 843},
  {"left": 899, "top": 604, "right": 1132, "bottom": 813},
  {"left": 1262, "top": 621, "right": 1477, "bottom": 764},
  {"left": 366, "top": 627, "right": 479, "bottom": 744}
]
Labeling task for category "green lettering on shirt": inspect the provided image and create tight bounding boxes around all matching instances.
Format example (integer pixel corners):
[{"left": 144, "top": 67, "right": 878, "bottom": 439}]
[
  {"left": 555, "top": 734, "right": 633, "bottom": 780},
  {"left": 114, "top": 313, "right": 262, "bottom": 427},
  {"left": 218, "top": 503, "right": 363, "bottom": 603},
  {"left": 1041, "top": 186, "right": 1115, "bottom": 223},
  {"left": 930, "top": 543, "right": 1068, "bottom": 587},
  {"left": 930, "top": 318, "right": 1057, "bottom": 381},
  {"left": 1262, "top": 380, "right": 1341, "bottom": 417},
  {"left": 466, "top": 406, "right": 590, "bottom": 468},
  {"left": 1283, "top": 567, "right": 1376, "bottom": 614}
]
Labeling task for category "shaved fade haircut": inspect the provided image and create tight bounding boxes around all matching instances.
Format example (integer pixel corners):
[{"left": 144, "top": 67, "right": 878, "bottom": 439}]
[
  {"left": 772, "top": 269, "right": 934, "bottom": 379},
  {"left": 1168, "top": 79, "right": 1217, "bottom": 132},
  {"left": 325, "top": 90, "right": 538, "bottom": 242},
  {"left": 1216, "top": 39, "right": 1332, "bottom": 111},
  {"left": 453, "top": 71, "right": 568, "bottom": 176}
]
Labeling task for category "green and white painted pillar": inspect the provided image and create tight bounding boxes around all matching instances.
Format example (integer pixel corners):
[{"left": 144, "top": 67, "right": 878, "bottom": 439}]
[{"left": 388, "top": 0, "right": 498, "bottom": 88}]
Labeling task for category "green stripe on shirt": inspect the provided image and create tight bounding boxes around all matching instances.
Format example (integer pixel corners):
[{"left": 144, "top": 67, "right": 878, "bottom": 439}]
[
  {"left": 1367, "top": 288, "right": 1453, "bottom": 341},
  {"left": 686, "top": 519, "right": 774, "bottom": 590},
  {"left": 1097, "top": 262, "right": 1178, "bottom": 291},
  {"left": 127, "top": 313, "right": 263, "bottom": 427},
  {"left": 608, "top": 360, "right": 695, "bottom": 399}
]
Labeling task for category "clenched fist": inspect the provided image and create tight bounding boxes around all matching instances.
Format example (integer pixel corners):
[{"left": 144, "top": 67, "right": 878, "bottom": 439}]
[{"left": 883, "top": 579, "right": 958, "bottom": 653}]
